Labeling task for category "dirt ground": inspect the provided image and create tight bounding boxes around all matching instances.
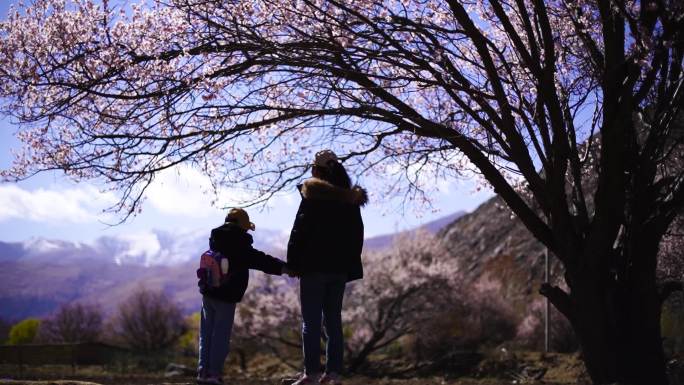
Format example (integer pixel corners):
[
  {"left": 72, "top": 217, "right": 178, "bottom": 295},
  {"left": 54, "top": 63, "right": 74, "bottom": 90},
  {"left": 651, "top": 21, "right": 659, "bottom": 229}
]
[
  {"left": 0, "top": 351, "right": 589, "bottom": 385},
  {"left": 0, "top": 370, "right": 586, "bottom": 385},
  {"left": 0, "top": 377, "right": 576, "bottom": 385}
]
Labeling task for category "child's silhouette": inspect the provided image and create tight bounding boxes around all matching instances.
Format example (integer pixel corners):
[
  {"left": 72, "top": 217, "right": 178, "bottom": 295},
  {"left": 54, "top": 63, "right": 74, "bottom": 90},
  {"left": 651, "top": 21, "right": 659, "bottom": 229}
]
[{"left": 197, "top": 208, "right": 296, "bottom": 385}]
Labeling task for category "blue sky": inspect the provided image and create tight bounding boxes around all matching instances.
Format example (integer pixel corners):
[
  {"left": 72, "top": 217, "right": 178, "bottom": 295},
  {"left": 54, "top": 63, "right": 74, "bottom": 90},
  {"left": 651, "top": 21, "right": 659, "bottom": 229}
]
[
  {"left": 0, "top": 112, "right": 492, "bottom": 242},
  {"left": 0, "top": 1, "right": 493, "bottom": 244},
  {"left": 0, "top": 115, "right": 492, "bottom": 242}
]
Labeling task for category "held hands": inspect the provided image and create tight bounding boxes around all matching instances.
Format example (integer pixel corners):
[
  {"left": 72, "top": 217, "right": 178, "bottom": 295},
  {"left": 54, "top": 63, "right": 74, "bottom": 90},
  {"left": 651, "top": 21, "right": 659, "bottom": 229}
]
[{"left": 282, "top": 265, "right": 300, "bottom": 278}]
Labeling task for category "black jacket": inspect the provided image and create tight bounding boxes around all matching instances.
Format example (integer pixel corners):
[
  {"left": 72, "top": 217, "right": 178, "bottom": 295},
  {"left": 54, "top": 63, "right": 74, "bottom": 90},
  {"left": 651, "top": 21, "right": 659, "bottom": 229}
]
[
  {"left": 287, "top": 178, "right": 367, "bottom": 281},
  {"left": 202, "top": 223, "right": 285, "bottom": 303}
]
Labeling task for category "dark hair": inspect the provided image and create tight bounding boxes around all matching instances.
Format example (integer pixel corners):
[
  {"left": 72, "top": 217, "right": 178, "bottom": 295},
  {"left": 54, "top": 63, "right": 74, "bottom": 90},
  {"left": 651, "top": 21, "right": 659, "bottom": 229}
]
[{"left": 313, "top": 161, "right": 351, "bottom": 188}]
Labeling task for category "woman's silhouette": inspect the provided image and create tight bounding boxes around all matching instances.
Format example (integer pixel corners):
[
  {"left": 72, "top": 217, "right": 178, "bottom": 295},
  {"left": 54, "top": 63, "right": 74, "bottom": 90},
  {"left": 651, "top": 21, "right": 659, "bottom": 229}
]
[{"left": 287, "top": 150, "right": 367, "bottom": 385}]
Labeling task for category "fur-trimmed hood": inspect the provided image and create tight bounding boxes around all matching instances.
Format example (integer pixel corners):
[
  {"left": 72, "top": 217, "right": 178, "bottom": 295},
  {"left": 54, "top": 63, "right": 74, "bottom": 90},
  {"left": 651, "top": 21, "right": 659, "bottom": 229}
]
[{"left": 299, "top": 178, "right": 369, "bottom": 206}]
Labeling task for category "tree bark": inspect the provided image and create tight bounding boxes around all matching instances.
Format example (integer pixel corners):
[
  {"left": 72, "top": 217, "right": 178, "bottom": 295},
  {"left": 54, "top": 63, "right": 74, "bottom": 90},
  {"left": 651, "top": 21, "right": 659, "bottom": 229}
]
[
  {"left": 572, "top": 286, "right": 667, "bottom": 383},
  {"left": 621, "top": 231, "right": 669, "bottom": 385},
  {"left": 571, "top": 277, "right": 620, "bottom": 383},
  {"left": 555, "top": 244, "right": 669, "bottom": 385},
  {"left": 622, "top": 278, "right": 668, "bottom": 385}
]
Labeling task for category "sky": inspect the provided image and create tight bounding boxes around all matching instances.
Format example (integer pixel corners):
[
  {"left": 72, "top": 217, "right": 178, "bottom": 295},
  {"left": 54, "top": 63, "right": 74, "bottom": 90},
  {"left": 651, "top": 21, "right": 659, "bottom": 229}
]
[
  {"left": 0, "top": 114, "right": 492, "bottom": 242},
  {"left": 0, "top": 2, "right": 493, "bottom": 244}
]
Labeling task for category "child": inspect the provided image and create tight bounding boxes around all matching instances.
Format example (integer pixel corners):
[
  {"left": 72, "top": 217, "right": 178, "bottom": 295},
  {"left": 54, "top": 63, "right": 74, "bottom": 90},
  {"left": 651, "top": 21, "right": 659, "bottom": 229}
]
[{"left": 197, "top": 208, "right": 294, "bottom": 385}]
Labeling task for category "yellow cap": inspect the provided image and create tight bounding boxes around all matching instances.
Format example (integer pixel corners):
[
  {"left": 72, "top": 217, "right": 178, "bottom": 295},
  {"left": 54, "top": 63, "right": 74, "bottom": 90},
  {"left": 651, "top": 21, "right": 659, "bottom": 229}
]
[{"left": 225, "top": 208, "right": 256, "bottom": 231}]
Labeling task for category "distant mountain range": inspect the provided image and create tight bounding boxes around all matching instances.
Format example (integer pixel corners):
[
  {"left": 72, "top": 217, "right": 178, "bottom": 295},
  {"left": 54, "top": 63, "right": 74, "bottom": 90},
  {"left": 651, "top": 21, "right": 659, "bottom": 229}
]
[
  {"left": 363, "top": 211, "right": 466, "bottom": 250},
  {"left": 0, "top": 227, "right": 288, "bottom": 267},
  {"left": 0, "top": 211, "right": 465, "bottom": 321},
  {"left": 0, "top": 197, "right": 573, "bottom": 325}
]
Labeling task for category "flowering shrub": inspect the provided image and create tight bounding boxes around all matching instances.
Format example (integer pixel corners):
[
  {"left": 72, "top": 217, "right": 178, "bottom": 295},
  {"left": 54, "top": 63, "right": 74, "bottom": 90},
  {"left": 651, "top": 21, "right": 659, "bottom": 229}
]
[
  {"left": 110, "top": 287, "right": 187, "bottom": 352},
  {"left": 231, "top": 232, "right": 541, "bottom": 372},
  {"left": 343, "top": 232, "right": 459, "bottom": 371},
  {"left": 39, "top": 302, "right": 103, "bottom": 343},
  {"left": 229, "top": 232, "right": 460, "bottom": 372}
]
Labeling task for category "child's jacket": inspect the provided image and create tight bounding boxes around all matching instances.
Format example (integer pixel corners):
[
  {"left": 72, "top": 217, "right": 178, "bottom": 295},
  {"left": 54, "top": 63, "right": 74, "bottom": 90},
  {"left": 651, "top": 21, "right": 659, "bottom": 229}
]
[{"left": 202, "top": 222, "right": 285, "bottom": 303}]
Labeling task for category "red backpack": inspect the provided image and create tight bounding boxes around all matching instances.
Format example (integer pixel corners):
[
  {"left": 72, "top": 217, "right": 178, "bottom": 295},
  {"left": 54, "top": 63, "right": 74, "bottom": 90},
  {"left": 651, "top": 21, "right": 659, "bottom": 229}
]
[{"left": 197, "top": 250, "right": 230, "bottom": 290}]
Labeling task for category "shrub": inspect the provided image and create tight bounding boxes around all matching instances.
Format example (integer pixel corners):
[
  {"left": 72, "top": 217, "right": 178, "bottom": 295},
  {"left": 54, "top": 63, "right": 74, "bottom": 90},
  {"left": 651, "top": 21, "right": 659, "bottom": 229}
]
[
  {"left": 663, "top": 293, "right": 684, "bottom": 357},
  {"left": 342, "top": 232, "right": 460, "bottom": 372},
  {"left": 236, "top": 232, "right": 463, "bottom": 373},
  {"left": 178, "top": 312, "right": 200, "bottom": 356},
  {"left": 111, "top": 287, "right": 186, "bottom": 352},
  {"left": 39, "top": 303, "right": 103, "bottom": 343},
  {"left": 8, "top": 318, "right": 40, "bottom": 345},
  {"left": 233, "top": 274, "right": 302, "bottom": 369}
]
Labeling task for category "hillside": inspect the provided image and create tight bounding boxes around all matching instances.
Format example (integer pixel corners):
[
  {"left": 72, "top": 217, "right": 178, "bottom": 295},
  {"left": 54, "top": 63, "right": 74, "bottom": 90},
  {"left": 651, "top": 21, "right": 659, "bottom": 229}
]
[
  {"left": 363, "top": 211, "right": 466, "bottom": 250},
  {"left": 436, "top": 196, "right": 567, "bottom": 320},
  {"left": 0, "top": 248, "right": 207, "bottom": 317},
  {"left": 0, "top": 199, "right": 587, "bottom": 323},
  {"left": 0, "top": 198, "right": 564, "bottom": 322},
  {"left": 0, "top": 212, "right": 464, "bottom": 321},
  {"left": 0, "top": 228, "right": 286, "bottom": 320}
]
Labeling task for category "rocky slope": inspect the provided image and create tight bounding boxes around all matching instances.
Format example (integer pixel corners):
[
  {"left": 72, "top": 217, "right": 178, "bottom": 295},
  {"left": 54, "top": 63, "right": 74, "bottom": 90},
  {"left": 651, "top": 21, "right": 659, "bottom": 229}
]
[
  {"left": 438, "top": 196, "right": 565, "bottom": 308},
  {"left": 363, "top": 211, "right": 466, "bottom": 250}
]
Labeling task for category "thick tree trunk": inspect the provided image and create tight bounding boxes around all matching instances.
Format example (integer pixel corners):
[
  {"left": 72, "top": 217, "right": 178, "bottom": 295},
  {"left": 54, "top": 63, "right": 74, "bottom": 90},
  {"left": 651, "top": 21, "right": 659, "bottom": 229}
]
[
  {"left": 565, "top": 245, "right": 668, "bottom": 385},
  {"left": 622, "top": 235, "right": 669, "bottom": 385},
  {"left": 572, "top": 283, "right": 667, "bottom": 384},
  {"left": 572, "top": 283, "right": 619, "bottom": 383}
]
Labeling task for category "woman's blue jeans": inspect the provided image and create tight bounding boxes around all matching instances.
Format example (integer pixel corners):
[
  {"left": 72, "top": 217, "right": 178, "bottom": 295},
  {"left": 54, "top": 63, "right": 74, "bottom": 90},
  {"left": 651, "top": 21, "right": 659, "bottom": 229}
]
[
  {"left": 198, "top": 296, "right": 236, "bottom": 377},
  {"left": 300, "top": 272, "right": 347, "bottom": 375}
]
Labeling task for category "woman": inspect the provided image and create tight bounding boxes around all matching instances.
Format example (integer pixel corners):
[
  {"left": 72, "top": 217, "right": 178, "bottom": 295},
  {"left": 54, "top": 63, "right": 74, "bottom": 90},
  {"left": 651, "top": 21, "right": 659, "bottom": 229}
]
[{"left": 287, "top": 150, "right": 368, "bottom": 385}]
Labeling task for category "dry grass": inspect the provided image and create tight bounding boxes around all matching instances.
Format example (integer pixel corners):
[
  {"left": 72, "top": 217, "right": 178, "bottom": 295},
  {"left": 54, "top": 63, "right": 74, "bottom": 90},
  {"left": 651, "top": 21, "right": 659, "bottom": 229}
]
[
  {"left": 0, "top": 376, "right": 578, "bottom": 385},
  {"left": 0, "top": 350, "right": 587, "bottom": 385},
  {"left": 0, "top": 382, "right": 102, "bottom": 385}
]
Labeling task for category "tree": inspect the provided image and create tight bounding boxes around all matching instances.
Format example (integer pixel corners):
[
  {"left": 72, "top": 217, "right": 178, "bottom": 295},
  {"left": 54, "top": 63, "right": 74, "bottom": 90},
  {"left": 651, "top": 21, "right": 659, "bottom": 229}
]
[
  {"left": 112, "top": 287, "right": 186, "bottom": 352},
  {"left": 1, "top": 0, "right": 683, "bottom": 382},
  {"left": 659, "top": 207, "right": 684, "bottom": 356},
  {"left": 39, "top": 303, "right": 103, "bottom": 343},
  {"left": 177, "top": 312, "right": 201, "bottom": 356},
  {"left": 342, "top": 232, "right": 459, "bottom": 372},
  {"left": 233, "top": 273, "right": 305, "bottom": 370},
  {"left": 7, "top": 319, "right": 40, "bottom": 345},
  {"left": 237, "top": 232, "right": 466, "bottom": 373},
  {"left": 658, "top": 208, "right": 684, "bottom": 285}
]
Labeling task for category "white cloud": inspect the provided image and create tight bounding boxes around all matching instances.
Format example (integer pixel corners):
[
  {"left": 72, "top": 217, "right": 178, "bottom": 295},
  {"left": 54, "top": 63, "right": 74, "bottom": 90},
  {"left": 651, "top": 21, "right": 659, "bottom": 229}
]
[
  {"left": 144, "top": 165, "right": 297, "bottom": 218},
  {"left": 0, "top": 164, "right": 300, "bottom": 233},
  {"left": 144, "top": 166, "right": 216, "bottom": 217},
  {"left": 0, "top": 183, "right": 117, "bottom": 223},
  {"left": 23, "top": 238, "right": 62, "bottom": 253},
  {"left": 106, "top": 228, "right": 208, "bottom": 266},
  {"left": 111, "top": 231, "right": 163, "bottom": 266}
]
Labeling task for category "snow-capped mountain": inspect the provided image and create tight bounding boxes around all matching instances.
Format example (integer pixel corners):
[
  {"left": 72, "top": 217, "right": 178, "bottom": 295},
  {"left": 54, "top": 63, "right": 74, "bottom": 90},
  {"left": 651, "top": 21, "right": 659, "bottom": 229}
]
[
  {"left": 0, "top": 227, "right": 289, "bottom": 267},
  {"left": 0, "top": 212, "right": 462, "bottom": 321}
]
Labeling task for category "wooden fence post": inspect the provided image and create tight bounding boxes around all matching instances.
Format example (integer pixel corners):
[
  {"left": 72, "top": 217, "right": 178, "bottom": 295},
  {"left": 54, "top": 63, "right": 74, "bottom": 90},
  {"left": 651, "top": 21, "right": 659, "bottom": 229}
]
[
  {"left": 544, "top": 247, "right": 550, "bottom": 353},
  {"left": 71, "top": 344, "right": 76, "bottom": 376},
  {"left": 17, "top": 345, "right": 23, "bottom": 378}
]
